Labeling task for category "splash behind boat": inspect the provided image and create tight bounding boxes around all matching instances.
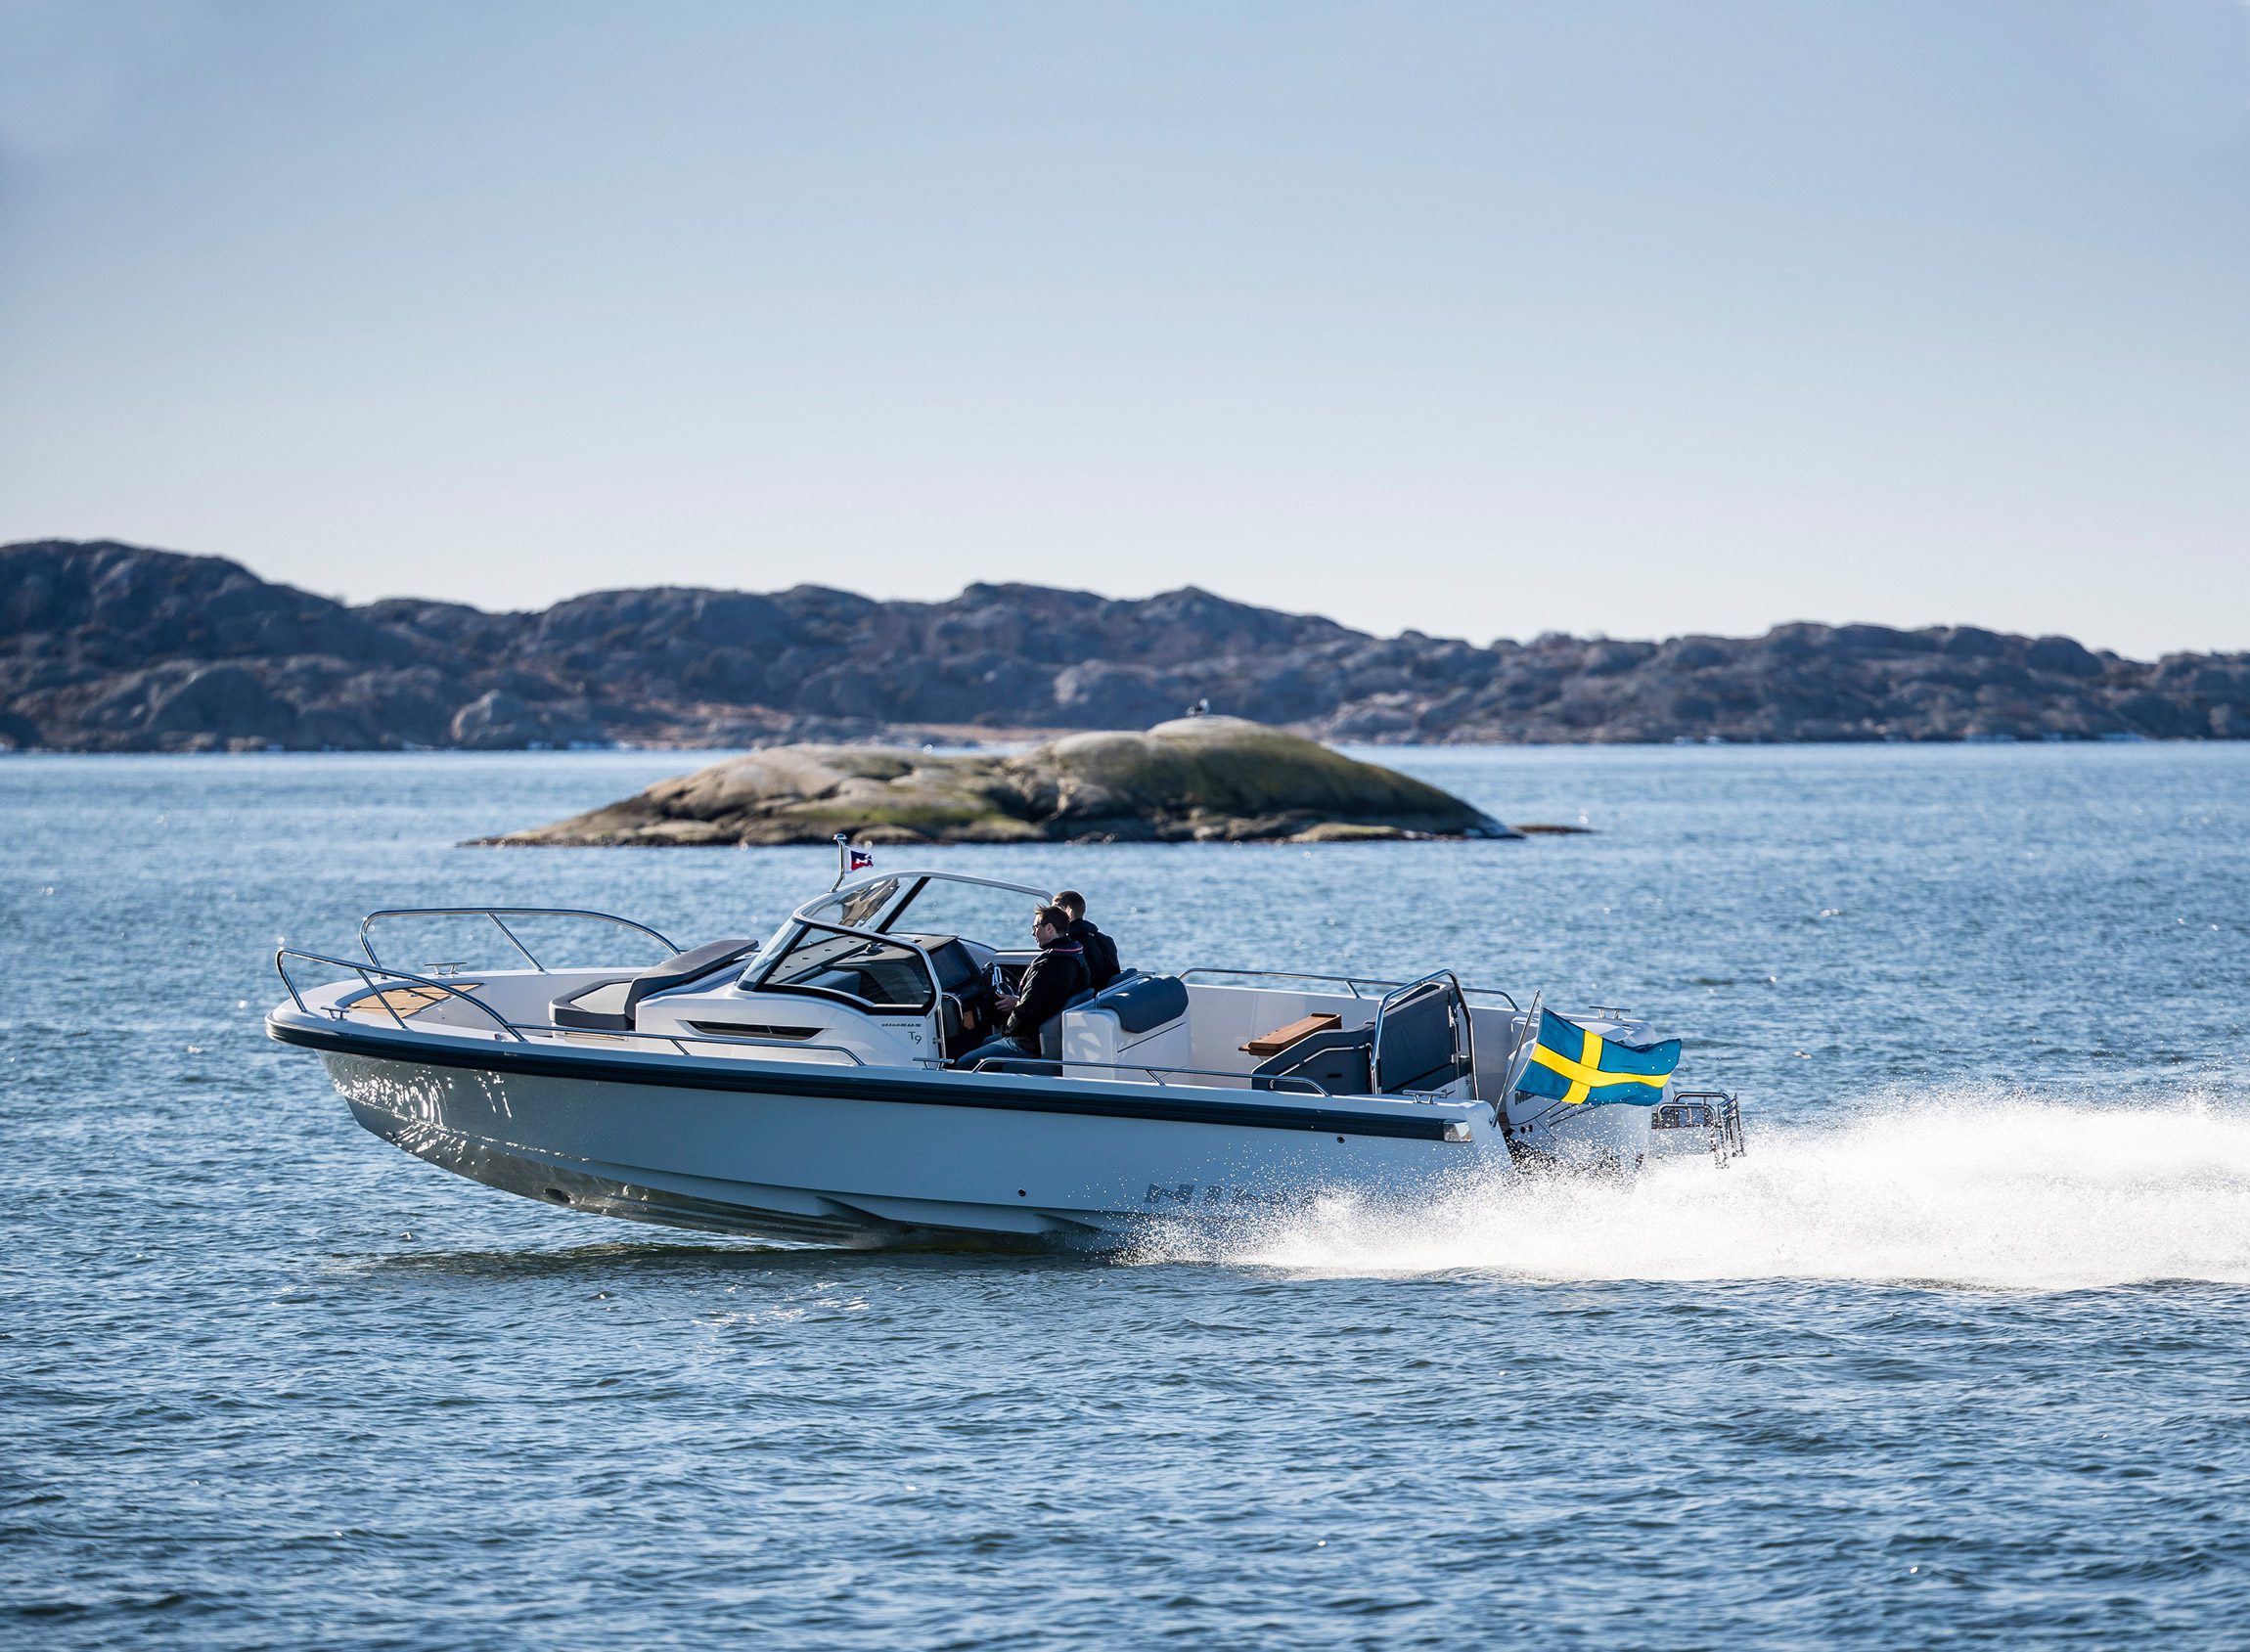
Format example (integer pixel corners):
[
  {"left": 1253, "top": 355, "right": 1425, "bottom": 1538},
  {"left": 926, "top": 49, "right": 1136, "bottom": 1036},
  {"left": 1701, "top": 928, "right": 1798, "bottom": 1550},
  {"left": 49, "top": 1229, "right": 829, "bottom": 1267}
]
[{"left": 265, "top": 870, "right": 1742, "bottom": 1248}]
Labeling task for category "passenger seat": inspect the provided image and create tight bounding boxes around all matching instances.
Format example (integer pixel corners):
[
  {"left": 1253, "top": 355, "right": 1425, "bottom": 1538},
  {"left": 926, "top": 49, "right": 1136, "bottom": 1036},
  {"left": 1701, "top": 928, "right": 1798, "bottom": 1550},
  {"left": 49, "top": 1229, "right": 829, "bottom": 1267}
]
[
  {"left": 550, "top": 937, "right": 762, "bottom": 1033},
  {"left": 1061, "top": 974, "right": 1191, "bottom": 1079}
]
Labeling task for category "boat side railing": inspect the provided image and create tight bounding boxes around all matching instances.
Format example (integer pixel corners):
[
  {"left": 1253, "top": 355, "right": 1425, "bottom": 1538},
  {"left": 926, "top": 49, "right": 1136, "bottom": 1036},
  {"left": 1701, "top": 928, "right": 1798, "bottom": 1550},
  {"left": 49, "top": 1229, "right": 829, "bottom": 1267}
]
[
  {"left": 1455, "top": 984, "right": 1520, "bottom": 1010},
  {"left": 273, "top": 948, "right": 1480, "bottom": 1099},
  {"left": 292, "top": 922, "right": 1529, "bottom": 1100},
  {"left": 1181, "top": 967, "right": 1385, "bottom": 999},
  {"left": 513, "top": 1024, "right": 867, "bottom": 1066},
  {"left": 1179, "top": 966, "right": 1518, "bottom": 1010},
  {"left": 275, "top": 949, "right": 866, "bottom": 1065},
  {"left": 967, "top": 1053, "right": 1334, "bottom": 1097},
  {"left": 359, "top": 908, "right": 682, "bottom": 974}
]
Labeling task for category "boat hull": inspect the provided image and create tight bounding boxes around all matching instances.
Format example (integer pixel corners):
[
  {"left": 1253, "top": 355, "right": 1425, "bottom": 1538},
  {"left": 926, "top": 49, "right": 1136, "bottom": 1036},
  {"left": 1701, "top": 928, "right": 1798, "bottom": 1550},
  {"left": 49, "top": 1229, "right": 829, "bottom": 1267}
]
[{"left": 274, "top": 1016, "right": 1506, "bottom": 1249}]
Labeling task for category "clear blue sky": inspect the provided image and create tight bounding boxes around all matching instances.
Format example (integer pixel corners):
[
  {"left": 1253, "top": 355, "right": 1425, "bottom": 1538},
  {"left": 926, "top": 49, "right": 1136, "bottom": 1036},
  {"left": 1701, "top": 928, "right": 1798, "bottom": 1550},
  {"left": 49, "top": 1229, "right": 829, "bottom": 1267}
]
[{"left": 2, "top": 1, "right": 2245, "bottom": 656}]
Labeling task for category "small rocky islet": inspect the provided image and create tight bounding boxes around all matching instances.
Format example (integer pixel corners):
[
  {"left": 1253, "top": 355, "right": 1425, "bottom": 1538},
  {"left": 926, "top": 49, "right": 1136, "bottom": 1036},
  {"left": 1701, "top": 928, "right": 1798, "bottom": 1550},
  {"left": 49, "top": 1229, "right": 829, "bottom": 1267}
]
[{"left": 481, "top": 717, "right": 1521, "bottom": 847}]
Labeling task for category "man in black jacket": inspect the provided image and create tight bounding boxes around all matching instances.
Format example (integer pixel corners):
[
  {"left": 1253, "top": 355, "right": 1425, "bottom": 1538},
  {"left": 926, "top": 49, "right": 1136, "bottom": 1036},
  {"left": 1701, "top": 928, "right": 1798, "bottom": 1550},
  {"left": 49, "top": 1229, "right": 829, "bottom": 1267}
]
[
  {"left": 954, "top": 903, "right": 1090, "bottom": 1066},
  {"left": 1054, "top": 890, "right": 1121, "bottom": 993}
]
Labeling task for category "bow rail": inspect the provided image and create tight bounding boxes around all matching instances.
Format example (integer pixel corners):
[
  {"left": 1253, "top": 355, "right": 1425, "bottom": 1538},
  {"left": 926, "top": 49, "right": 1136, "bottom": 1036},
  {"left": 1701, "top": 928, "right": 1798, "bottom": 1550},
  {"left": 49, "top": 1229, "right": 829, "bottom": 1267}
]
[
  {"left": 359, "top": 908, "right": 682, "bottom": 974},
  {"left": 274, "top": 949, "right": 866, "bottom": 1065}
]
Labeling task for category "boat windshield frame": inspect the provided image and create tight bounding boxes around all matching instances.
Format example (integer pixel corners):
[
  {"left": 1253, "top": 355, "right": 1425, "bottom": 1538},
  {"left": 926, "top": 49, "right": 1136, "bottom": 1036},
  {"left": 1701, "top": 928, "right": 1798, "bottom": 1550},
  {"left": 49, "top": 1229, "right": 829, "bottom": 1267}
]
[
  {"left": 787, "top": 871, "right": 1055, "bottom": 938},
  {"left": 754, "top": 871, "right": 1057, "bottom": 1005}
]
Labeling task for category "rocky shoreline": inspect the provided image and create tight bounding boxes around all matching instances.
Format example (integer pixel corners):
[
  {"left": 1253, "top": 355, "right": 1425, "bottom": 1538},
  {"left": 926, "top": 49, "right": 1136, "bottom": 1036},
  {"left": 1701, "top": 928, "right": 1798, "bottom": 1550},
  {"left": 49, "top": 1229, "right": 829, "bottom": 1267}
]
[
  {"left": 6, "top": 538, "right": 2248, "bottom": 751},
  {"left": 481, "top": 718, "right": 1517, "bottom": 846}
]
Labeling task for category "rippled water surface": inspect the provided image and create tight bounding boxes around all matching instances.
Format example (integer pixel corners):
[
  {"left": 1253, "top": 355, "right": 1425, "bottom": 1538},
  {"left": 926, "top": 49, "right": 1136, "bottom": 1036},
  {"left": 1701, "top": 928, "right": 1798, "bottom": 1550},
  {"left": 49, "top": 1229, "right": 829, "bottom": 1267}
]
[{"left": 6, "top": 744, "right": 2249, "bottom": 1645}]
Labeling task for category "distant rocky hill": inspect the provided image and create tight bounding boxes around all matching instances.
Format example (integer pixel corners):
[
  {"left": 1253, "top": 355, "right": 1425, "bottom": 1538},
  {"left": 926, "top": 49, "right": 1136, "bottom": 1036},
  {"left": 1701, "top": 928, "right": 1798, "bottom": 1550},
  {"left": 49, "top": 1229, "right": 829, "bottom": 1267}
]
[{"left": 3, "top": 538, "right": 2246, "bottom": 751}]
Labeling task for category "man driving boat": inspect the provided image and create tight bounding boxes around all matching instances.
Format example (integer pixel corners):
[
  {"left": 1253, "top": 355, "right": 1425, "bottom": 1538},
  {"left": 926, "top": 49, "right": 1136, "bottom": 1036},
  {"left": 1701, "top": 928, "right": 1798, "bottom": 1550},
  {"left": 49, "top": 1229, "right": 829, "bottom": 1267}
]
[{"left": 953, "top": 902, "right": 1089, "bottom": 1067}]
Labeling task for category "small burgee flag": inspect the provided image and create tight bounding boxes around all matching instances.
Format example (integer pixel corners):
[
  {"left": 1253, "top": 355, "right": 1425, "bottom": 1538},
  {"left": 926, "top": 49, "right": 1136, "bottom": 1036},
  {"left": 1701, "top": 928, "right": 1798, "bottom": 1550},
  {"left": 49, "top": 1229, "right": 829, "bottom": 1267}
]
[
  {"left": 1515, "top": 1008, "right": 1679, "bottom": 1106},
  {"left": 847, "top": 848, "right": 875, "bottom": 872}
]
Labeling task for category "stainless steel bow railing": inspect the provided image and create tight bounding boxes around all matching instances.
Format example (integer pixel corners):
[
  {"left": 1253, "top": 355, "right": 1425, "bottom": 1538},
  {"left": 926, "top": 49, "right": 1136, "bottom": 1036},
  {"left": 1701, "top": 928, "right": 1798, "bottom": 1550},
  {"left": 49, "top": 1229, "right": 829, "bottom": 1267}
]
[
  {"left": 358, "top": 908, "right": 681, "bottom": 974},
  {"left": 273, "top": 949, "right": 865, "bottom": 1066},
  {"left": 277, "top": 949, "right": 526, "bottom": 1039}
]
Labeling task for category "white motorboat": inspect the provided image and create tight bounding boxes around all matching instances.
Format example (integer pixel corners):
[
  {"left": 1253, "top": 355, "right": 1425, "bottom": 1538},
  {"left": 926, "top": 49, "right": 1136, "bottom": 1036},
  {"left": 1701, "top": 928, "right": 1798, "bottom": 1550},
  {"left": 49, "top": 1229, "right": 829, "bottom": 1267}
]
[{"left": 266, "top": 870, "right": 1743, "bottom": 1249}]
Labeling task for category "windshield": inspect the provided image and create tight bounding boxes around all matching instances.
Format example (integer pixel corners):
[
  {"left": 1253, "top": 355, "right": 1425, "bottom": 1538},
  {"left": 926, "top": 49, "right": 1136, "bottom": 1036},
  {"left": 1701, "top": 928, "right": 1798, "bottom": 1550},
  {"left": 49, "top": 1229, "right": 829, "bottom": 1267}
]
[
  {"left": 879, "top": 875, "right": 1050, "bottom": 951},
  {"left": 792, "top": 875, "right": 905, "bottom": 930},
  {"left": 758, "top": 925, "right": 934, "bottom": 1012}
]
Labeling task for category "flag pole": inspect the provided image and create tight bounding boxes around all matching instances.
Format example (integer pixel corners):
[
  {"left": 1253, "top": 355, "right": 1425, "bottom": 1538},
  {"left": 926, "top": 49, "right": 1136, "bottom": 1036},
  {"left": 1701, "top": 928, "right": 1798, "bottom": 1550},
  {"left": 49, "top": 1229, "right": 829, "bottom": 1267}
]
[
  {"left": 1496, "top": 987, "right": 1544, "bottom": 1129},
  {"left": 832, "top": 832, "right": 850, "bottom": 891}
]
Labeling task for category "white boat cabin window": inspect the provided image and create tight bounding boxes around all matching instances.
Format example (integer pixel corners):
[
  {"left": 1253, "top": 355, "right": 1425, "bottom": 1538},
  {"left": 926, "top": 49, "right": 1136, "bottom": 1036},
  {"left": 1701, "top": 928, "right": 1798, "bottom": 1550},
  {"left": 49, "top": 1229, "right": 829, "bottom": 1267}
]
[{"left": 759, "top": 926, "right": 935, "bottom": 1014}]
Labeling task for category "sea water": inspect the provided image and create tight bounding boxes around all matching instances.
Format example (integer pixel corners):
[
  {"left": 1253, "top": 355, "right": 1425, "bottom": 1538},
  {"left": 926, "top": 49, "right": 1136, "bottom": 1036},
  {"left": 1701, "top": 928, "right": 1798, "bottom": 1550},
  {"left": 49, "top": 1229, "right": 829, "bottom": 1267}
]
[{"left": 3, "top": 743, "right": 2246, "bottom": 1645}]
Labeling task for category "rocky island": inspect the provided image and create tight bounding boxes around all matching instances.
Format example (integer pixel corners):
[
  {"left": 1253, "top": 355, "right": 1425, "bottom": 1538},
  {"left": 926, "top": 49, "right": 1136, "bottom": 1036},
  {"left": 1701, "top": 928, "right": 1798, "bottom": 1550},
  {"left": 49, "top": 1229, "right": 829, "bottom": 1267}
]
[{"left": 483, "top": 717, "right": 1516, "bottom": 846}]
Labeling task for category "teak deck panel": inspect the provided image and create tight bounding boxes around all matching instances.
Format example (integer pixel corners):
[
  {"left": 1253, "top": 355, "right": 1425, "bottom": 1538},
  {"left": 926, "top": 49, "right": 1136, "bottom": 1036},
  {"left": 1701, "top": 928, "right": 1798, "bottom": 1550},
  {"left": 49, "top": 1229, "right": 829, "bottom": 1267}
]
[
  {"left": 347, "top": 984, "right": 483, "bottom": 1018},
  {"left": 1240, "top": 1012, "right": 1343, "bottom": 1057}
]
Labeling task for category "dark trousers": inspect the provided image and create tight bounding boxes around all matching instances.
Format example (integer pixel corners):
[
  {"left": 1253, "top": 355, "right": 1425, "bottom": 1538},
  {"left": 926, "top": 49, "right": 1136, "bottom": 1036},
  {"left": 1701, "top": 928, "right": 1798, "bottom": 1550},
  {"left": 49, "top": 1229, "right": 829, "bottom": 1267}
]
[{"left": 956, "top": 1034, "right": 1036, "bottom": 1069}]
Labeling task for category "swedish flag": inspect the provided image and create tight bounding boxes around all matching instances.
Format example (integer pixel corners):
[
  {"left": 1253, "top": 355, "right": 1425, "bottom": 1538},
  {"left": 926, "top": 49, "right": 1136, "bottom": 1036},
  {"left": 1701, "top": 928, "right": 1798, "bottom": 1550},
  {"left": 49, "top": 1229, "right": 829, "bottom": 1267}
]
[{"left": 1516, "top": 1007, "right": 1680, "bottom": 1106}]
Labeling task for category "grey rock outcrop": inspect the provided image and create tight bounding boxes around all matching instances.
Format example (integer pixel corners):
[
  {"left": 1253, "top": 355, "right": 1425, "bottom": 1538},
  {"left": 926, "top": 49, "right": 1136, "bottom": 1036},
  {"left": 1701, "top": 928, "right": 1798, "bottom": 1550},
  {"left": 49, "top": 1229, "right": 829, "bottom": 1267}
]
[{"left": 483, "top": 718, "right": 1516, "bottom": 845}]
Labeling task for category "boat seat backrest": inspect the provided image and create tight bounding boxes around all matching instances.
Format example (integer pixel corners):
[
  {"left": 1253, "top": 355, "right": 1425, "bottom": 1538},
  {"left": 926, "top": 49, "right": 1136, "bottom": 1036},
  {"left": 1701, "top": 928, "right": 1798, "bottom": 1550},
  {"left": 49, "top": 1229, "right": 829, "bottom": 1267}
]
[
  {"left": 1062, "top": 968, "right": 1140, "bottom": 1015},
  {"left": 629, "top": 937, "right": 763, "bottom": 1008},
  {"left": 1091, "top": 973, "right": 1188, "bottom": 1035},
  {"left": 552, "top": 977, "right": 635, "bottom": 1031},
  {"left": 1253, "top": 1028, "right": 1372, "bottom": 1096},
  {"left": 1060, "top": 973, "right": 1192, "bottom": 1077},
  {"left": 550, "top": 937, "right": 762, "bottom": 1032},
  {"left": 1374, "top": 987, "right": 1466, "bottom": 1093}
]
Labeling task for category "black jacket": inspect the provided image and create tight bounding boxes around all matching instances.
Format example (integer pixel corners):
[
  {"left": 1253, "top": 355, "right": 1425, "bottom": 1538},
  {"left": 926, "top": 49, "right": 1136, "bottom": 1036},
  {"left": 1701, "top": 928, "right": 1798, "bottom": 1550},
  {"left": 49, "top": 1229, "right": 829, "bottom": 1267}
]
[
  {"left": 1003, "top": 939, "right": 1090, "bottom": 1051},
  {"left": 1068, "top": 919, "right": 1121, "bottom": 993}
]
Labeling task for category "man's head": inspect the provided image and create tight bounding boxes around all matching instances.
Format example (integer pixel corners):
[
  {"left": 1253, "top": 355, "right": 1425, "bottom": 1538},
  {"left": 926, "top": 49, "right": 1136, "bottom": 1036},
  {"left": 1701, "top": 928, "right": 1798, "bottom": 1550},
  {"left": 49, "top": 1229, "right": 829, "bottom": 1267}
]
[
  {"left": 1032, "top": 903, "right": 1072, "bottom": 945},
  {"left": 1053, "top": 890, "right": 1086, "bottom": 921}
]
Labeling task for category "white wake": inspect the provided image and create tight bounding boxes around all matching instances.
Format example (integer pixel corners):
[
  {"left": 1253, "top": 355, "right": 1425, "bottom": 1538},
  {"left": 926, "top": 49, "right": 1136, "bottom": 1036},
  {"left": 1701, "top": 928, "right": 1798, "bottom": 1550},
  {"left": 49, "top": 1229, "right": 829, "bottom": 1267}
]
[{"left": 1135, "top": 1091, "right": 2250, "bottom": 1290}]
